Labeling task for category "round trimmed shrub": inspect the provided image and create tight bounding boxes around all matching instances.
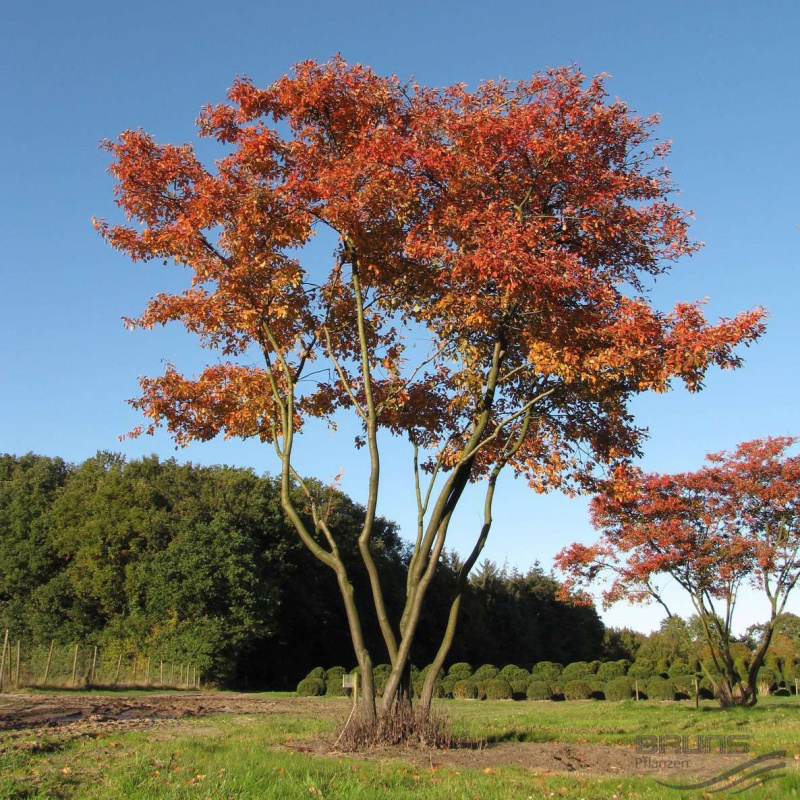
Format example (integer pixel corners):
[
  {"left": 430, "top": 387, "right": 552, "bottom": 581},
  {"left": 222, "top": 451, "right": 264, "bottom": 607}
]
[
  {"left": 474, "top": 680, "right": 488, "bottom": 700},
  {"left": 305, "top": 667, "right": 325, "bottom": 679},
  {"left": 628, "top": 659, "right": 655, "bottom": 679},
  {"left": 774, "top": 687, "right": 791, "bottom": 697},
  {"left": 562, "top": 662, "right": 591, "bottom": 681},
  {"left": 604, "top": 676, "right": 635, "bottom": 701},
  {"left": 448, "top": 662, "right": 473, "bottom": 679},
  {"left": 588, "top": 660, "right": 602, "bottom": 674},
  {"left": 473, "top": 664, "right": 499, "bottom": 680},
  {"left": 672, "top": 676, "right": 695, "bottom": 699},
  {"left": 510, "top": 679, "right": 529, "bottom": 699},
  {"left": 563, "top": 679, "right": 592, "bottom": 700},
  {"left": 526, "top": 680, "right": 553, "bottom": 700},
  {"left": 453, "top": 679, "right": 479, "bottom": 699},
  {"left": 532, "top": 661, "right": 563, "bottom": 680},
  {"left": 587, "top": 678, "right": 606, "bottom": 699},
  {"left": 297, "top": 677, "right": 326, "bottom": 696},
  {"left": 598, "top": 661, "right": 626, "bottom": 681},
  {"left": 756, "top": 667, "right": 778, "bottom": 695},
  {"left": 646, "top": 677, "right": 675, "bottom": 700},
  {"left": 485, "top": 678, "right": 513, "bottom": 700},
  {"left": 324, "top": 666, "right": 348, "bottom": 696},
  {"left": 500, "top": 664, "right": 530, "bottom": 682},
  {"left": 324, "top": 666, "right": 346, "bottom": 680},
  {"left": 442, "top": 676, "right": 458, "bottom": 697},
  {"left": 667, "top": 659, "right": 693, "bottom": 678}
]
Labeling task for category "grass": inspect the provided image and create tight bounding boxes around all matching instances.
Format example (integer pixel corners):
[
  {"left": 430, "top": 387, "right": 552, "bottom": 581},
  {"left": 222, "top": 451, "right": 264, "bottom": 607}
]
[{"left": 0, "top": 696, "right": 798, "bottom": 799}]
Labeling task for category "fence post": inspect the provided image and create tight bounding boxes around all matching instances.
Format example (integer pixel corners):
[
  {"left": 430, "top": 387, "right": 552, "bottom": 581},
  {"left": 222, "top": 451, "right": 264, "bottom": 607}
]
[
  {"left": 15, "top": 641, "right": 20, "bottom": 687},
  {"left": 71, "top": 644, "right": 79, "bottom": 687},
  {"left": 89, "top": 646, "right": 98, "bottom": 687},
  {"left": 132, "top": 654, "right": 137, "bottom": 684},
  {"left": 43, "top": 640, "right": 55, "bottom": 686},
  {"left": 0, "top": 630, "right": 8, "bottom": 690},
  {"left": 159, "top": 660, "right": 163, "bottom": 686},
  {"left": 694, "top": 677, "right": 699, "bottom": 709},
  {"left": 145, "top": 657, "right": 151, "bottom": 685},
  {"left": 635, "top": 679, "right": 639, "bottom": 701}
]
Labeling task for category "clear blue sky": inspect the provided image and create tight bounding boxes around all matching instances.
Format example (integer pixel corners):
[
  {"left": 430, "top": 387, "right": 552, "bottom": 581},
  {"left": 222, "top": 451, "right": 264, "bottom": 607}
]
[{"left": 1, "top": 0, "right": 798, "bottom": 634}]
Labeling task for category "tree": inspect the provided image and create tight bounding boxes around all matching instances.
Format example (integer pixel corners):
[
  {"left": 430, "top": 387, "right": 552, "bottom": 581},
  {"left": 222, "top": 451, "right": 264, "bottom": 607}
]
[
  {"left": 96, "top": 57, "right": 765, "bottom": 724},
  {"left": 557, "top": 437, "right": 800, "bottom": 706}
]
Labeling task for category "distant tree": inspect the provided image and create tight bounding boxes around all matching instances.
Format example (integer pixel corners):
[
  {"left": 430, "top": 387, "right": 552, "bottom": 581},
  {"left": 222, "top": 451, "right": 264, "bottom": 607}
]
[
  {"left": 96, "top": 57, "right": 764, "bottom": 723},
  {"left": 602, "top": 626, "right": 646, "bottom": 661},
  {"left": 557, "top": 437, "right": 800, "bottom": 706}
]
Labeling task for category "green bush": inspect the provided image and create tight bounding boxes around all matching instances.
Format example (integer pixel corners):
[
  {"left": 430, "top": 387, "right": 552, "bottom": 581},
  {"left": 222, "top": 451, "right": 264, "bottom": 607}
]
[
  {"left": 646, "top": 677, "right": 675, "bottom": 700},
  {"left": 510, "top": 678, "right": 529, "bottom": 699},
  {"left": 532, "top": 661, "right": 563, "bottom": 680},
  {"left": 774, "top": 687, "right": 791, "bottom": 697},
  {"left": 499, "top": 664, "right": 529, "bottom": 682},
  {"left": 604, "top": 676, "right": 635, "bottom": 701},
  {"left": 588, "top": 660, "right": 602, "bottom": 674},
  {"left": 667, "top": 659, "right": 693, "bottom": 678},
  {"left": 325, "top": 680, "right": 347, "bottom": 696},
  {"left": 563, "top": 679, "right": 592, "bottom": 700},
  {"left": 485, "top": 678, "right": 513, "bottom": 700},
  {"left": 453, "top": 679, "right": 479, "bottom": 699},
  {"left": 373, "top": 663, "right": 392, "bottom": 695},
  {"left": 474, "top": 680, "right": 488, "bottom": 700},
  {"left": 473, "top": 664, "right": 499, "bottom": 680},
  {"left": 597, "top": 661, "right": 626, "bottom": 681},
  {"left": 672, "top": 676, "right": 695, "bottom": 699},
  {"left": 442, "top": 676, "right": 458, "bottom": 697},
  {"left": 562, "top": 662, "right": 591, "bottom": 681},
  {"left": 587, "top": 678, "right": 606, "bottom": 699},
  {"left": 297, "top": 677, "right": 326, "bottom": 696},
  {"left": 757, "top": 667, "right": 778, "bottom": 695},
  {"left": 448, "top": 662, "right": 472, "bottom": 679},
  {"left": 324, "top": 665, "right": 346, "bottom": 681},
  {"left": 628, "top": 659, "right": 654, "bottom": 679},
  {"left": 305, "top": 667, "right": 325, "bottom": 680},
  {"left": 526, "top": 680, "right": 553, "bottom": 700}
]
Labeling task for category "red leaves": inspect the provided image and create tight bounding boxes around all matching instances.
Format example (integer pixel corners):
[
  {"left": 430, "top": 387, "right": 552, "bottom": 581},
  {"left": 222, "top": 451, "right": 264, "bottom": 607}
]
[
  {"left": 557, "top": 438, "right": 800, "bottom": 609},
  {"left": 98, "top": 58, "right": 766, "bottom": 498}
]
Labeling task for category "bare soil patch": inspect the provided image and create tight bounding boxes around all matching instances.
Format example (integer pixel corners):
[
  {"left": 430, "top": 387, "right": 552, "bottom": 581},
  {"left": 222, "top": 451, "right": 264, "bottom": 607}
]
[{"left": 0, "top": 692, "right": 336, "bottom": 750}]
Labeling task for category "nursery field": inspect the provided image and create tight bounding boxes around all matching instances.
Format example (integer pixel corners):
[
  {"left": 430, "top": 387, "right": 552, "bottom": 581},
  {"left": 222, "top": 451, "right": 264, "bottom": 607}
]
[{"left": 1, "top": 691, "right": 799, "bottom": 799}]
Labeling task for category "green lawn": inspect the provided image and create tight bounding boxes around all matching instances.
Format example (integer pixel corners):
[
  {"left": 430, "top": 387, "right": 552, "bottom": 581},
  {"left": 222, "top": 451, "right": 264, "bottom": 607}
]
[{"left": 1, "top": 695, "right": 798, "bottom": 799}]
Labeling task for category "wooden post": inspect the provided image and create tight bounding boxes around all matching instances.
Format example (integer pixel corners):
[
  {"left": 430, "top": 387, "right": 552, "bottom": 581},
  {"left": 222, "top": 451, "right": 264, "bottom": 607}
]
[
  {"left": 43, "top": 640, "right": 54, "bottom": 685},
  {"left": 114, "top": 653, "right": 123, "bottom": 685},
  {"left": 694, "top": 677, "right": 699, "bottom": 709},
  {"left": 15, "top": 641, "right": 20, "bottom": 687},
  {"left": 89, "top": 646, "right": 98, "bottom": 687},
  {"left": 145, "top": 657, "right": 151, "bottom": 685},
  {"left": 132, "top": 654, "right": 137, "bottom": 684},
  {"left": 634, "top": 679, "right": 639, "bottom": 701},
  {"left": 795, "top": 677, "right": 798, "bottom": 697},
  {"left": 0, "top": 630, "right": 9, "bottom": 690},
  {"left": 159, "top": 660, "right": 163, "bottom": 686},
  {"left": 169, "top": 662, "right": 174, "bottom": 685},
  {"left": 71, "top": 644, "right": 79, "bottom": 687}
]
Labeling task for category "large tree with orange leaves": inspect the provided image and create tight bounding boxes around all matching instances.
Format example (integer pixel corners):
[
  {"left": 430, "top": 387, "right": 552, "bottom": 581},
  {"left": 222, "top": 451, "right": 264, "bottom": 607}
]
[
  {"left": 96, "top": 57, "right": 765, "bottom": 722},
  {"left": 557, "top": 437, "right": 800, "bottom": 707}
]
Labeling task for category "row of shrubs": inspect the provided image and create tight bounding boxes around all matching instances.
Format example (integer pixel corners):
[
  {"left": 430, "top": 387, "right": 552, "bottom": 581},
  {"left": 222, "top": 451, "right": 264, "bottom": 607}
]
[{"left": 297, "top": 661, "right": 796, "bottom": 700}]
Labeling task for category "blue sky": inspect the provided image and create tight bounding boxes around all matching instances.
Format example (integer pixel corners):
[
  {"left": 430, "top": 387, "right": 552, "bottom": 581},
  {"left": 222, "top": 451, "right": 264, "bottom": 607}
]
[{"left": 1, "top": 0, "right": 798, "bottom": 634}]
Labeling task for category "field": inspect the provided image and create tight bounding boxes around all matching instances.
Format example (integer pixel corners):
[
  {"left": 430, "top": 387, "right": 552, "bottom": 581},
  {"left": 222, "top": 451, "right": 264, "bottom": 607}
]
[{"left": 1, "top": 691, "right": 799, "bottom": 799}]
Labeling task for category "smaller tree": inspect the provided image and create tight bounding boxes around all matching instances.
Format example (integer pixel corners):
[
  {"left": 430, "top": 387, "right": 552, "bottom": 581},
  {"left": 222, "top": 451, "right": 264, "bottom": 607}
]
[{"left": 556, "top": 437, "right": 800, "bottom": 707}]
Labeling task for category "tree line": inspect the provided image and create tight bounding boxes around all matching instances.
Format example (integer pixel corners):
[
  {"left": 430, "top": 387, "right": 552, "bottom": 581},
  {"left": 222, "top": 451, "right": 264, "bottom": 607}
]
[{"left": 0, "top": 452, "right": 603, "bottom": 687}]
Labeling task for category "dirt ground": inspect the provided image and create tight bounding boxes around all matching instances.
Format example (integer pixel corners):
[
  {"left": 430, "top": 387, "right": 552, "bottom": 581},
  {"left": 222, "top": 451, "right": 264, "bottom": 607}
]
[{"left": 0, "top": 692, "right": 783, "bottom": 780}]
